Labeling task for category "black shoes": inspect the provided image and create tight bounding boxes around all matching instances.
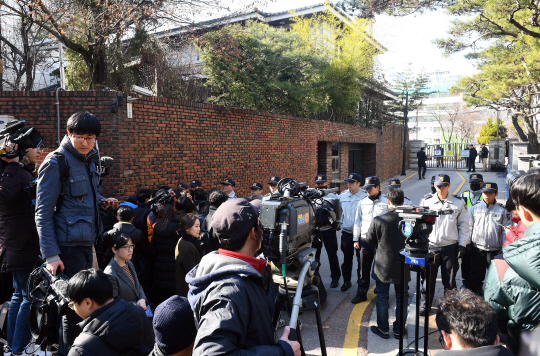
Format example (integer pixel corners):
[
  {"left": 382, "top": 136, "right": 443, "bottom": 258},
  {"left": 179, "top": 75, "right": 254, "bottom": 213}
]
[
  {"left": 330, "top": 279, "right": 340, "bottom": 288},
  {"left": 341, "top": 281, "right": 352, "bottom": 292},
  {"left": 394, "top": 329, "right": 407, "bottom": 339},
  {"left": 351, "top": 294, "right": 368, "bottom": 304},
  {"left": 419, "top": 307, "right": 426, "bottom": 316},
  {"left": 370, "top": 326, "right": 389, "bottom": 339}
]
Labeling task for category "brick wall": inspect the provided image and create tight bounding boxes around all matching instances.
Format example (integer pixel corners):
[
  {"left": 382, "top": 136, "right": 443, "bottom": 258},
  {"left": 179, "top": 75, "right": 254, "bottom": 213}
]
[{"left": 0, "top": 91, "right": 406, "bottom": 198}]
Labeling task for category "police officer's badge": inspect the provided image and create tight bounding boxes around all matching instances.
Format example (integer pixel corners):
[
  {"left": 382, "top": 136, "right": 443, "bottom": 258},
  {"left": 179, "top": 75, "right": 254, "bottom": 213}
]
[
  {"left": 392, "top": 181, "right": 398, "bottom": 185},
  {"left": 349, "top": 174, "right": 354, "bottom": 179},
  {"left": 439, "top": 176, "right": 444, "bottom": 181}
]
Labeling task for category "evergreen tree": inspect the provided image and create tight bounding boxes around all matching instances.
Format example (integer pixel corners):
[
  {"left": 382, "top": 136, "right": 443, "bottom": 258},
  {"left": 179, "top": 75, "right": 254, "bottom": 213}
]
[{"left": 477, "top": 118, "right": 508, "bottom": 145}]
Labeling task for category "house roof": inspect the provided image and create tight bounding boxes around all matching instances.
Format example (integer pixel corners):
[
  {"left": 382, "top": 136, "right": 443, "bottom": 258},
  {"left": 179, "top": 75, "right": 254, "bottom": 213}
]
[{"left": 153, "top": 3, "right": 385, "bottom": 51}]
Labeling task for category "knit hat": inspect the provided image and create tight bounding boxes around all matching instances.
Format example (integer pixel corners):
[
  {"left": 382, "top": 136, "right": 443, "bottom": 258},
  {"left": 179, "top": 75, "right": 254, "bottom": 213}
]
[{"left": 153, "top": 296, "right": 197, "bottom": 355}]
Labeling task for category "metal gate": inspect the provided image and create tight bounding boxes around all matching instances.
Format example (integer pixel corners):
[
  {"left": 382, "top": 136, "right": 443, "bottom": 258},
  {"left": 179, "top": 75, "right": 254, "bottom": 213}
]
[{"left": 425, "top": 143, "right": 470, "bottom": 170}]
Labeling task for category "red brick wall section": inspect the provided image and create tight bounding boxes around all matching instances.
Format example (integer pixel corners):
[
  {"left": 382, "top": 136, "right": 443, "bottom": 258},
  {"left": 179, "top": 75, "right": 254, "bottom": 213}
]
[{"left": 0, "top": 91, "right": 405, "bottom": 199}]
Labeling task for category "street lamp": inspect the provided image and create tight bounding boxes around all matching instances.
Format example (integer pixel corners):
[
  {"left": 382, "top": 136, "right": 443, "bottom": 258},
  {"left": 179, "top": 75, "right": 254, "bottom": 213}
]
[{"left": 401, "top": 91, "right": 409, "bottom": 175}]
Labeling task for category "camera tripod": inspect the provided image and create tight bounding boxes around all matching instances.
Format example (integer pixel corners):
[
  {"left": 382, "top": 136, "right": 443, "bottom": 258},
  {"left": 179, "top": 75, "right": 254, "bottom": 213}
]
[
  {"left": 397, "top": 249, "right": 435, "bottom": 356},
  {"left": 271, "top": 248, "right": 327, "bottom": 356}
]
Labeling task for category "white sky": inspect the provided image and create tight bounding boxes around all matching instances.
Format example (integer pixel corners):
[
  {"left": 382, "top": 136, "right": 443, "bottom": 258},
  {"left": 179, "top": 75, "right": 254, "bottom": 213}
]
[{"left": 259, "top": 0, "right": 478, "bottom": 79}]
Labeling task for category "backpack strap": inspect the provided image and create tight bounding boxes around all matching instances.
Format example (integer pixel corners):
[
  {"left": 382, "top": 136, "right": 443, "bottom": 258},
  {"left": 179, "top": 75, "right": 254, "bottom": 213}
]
[{"left": 52, "top": 152, "right": 70, "bottom": 211}]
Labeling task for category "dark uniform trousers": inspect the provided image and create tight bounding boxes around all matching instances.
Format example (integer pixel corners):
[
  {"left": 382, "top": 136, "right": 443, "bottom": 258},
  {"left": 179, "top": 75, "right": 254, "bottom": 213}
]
[
  {"left": 356, "top": 238, "right": 375, "bottom": 296},
  {"left": 421, "top": 243, "right": 458, "bottom": 308},
  {"left": 468, "top": 245, "right": 500, "bottom": 295},
  {"left": 312, "top": 229, "right": 341, "bottom": 281},
  {"left": 340, "top": 231, "right": 355, "bottom": 283},
  {"left": 461, "top": 244, "right": 471, "bottom": 287}
]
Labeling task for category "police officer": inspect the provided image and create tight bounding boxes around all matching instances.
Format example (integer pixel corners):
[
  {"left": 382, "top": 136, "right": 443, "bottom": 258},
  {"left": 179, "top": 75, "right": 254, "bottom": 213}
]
[
  {"left": 467, "top": 182, "right": 511, "bottom": 295},
  {"left": 311, "top": 174, "right": 341, "bottom": 288},
  {"left": 339, "top": 173, "right": 366, "bottom": 292},
  {"left": 248, "top": 182, "right": 263, "bottom": 201},
  {"left": 387, "top": 178, "right": 412, "bottom": 205},
  {"left": 263, "top": 176, "right": 281, "bottom": 201},
  {"left": 221, "top": 179, "right": 236, "bottom": 199},
  {"left": 190, "top": 179, "right": 204, "bottom": 196},
  {"left": 419, "top": 174, "right": 470, "bottom": 314},
  {"left": 352, "top": 176, "right": 388, "bottom": 303},
  {"left": 461, "top": 173, "right": 484, "bottom": 208}
]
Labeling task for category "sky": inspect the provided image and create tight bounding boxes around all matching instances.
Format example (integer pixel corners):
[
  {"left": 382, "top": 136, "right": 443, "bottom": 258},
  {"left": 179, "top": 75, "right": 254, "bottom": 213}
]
[{"left": 258, "top": 0, "right": 478, "bottom": 80}]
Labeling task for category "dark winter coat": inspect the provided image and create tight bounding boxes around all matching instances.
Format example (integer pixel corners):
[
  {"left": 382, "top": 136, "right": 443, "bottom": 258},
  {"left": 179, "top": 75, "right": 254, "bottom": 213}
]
[
  {"left": 187, "top": 251, "right": 293, "bottom": 356},
  {"left": 436, "top": 345, "right": 513, "bottom": 356},
  {"left": 365, "top": 209, "right": 410, "bottom": 285},
  {"left": 150, "top": 218, "right": 181, "bottom": 295},
  {"left": 132, "top": 205, "right": 151, "bottom": 245},
  {"left": 469, "top": 147, "right": 478, "bottom": 160},
  {"left": 67, "top": 297, "right": 154, "bottom": 356},
  {"left": 174, "top": 231, "right": 202, "bottom": 297},
  {"left": 481, "top": 146, "right": 489, "bottom": 158},
  {"left": 0, "top": 162, "right": 41, "bottom": 273},
  {"left": 201, "top": 206, "right": 220, "bottom": 252},
  {"left": 97, "top": 222, "right": 143, "bottom": 271},
  {"left": 417, "top": 150, "right": 427, "bottom": 166}
]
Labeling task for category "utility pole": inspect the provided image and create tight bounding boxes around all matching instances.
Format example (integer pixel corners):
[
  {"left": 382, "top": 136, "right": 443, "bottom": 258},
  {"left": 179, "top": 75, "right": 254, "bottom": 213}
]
[
  {"left": 401, "top": 91, "right": 409, "bottom": 175},
  {"left": 496, "top": 110, "right": 499, "bottom": 139}
]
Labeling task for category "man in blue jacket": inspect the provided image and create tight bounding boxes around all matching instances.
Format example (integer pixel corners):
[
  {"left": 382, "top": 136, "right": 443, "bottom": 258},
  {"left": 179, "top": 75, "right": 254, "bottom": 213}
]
[{"left": 35, "top": 111, "right": 117, "bottom": 355}]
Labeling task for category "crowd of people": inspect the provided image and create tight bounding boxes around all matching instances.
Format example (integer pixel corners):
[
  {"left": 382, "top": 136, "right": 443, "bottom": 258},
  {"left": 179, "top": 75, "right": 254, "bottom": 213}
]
[{"left": 0, "top": 110, "right": 539, "bottom": 356}]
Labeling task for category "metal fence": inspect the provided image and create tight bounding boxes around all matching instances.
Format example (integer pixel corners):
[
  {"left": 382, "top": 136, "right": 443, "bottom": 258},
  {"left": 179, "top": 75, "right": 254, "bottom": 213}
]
[{"left": 425, "top": 143, "right": 470, "bottom": 170}]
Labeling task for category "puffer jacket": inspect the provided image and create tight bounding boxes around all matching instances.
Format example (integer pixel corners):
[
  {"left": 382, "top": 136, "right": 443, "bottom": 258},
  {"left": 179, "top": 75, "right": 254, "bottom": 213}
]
[
  {"left": 68, "top": 297, "right": 154, "bottom": 356},
  {"left": 503, "top": 216, "right": 527, "bottom": 247},
  {"left": 468, "top": 200, "right": 512, "bottom": 251},
  {"left": 484, "top": 221, "right": 540, "bottom": 343},
  {"left": 187, "top": 251, "right": 293, "bottom": 356},
  {"left": 35, "top": 135, "right": 103, "bottom": 260},
  {"left": 150, "top": 218, "right": 181, "bottom": 293},
  {"left": 0, "top": 162, "right": 41, "bottom": 272},
  {"left": 353, "top": 193, "right": 388, "bottom": 241}
]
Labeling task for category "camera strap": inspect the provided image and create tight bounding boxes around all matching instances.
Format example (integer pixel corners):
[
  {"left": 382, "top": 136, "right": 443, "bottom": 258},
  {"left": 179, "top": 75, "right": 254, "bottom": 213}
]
[{"left": 52, "top": 152, "right": 70, "bottom": 211}]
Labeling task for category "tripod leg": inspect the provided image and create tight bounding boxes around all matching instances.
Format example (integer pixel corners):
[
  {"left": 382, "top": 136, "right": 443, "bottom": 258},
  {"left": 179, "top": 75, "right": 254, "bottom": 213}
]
[
  {"left": 296, "top": 319, "right": 306, "bottom": 356},
  {"left": 425, "top": 265, "right": 430, "bottom": 355},
  {"left": 314, "top": 303, "right": 327, "bottom": 356},
  {"left": 399, "top": 258, "right": 405, "bottom": 356}
]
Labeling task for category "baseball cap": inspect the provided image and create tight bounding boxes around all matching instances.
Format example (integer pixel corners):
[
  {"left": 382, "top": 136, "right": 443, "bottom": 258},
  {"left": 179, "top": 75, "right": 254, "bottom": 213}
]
[
  {"left": 434, "top": 174, "right": 451, "bottom": 187},
  {"left": 250, "top": 182, "right": 263, "bottom": 190},
  {"left": 268, "top": 176, "right": 280, "bottom": 185},
  {"left": 190, "top": 179, "right": 202, "bottom": 187},
  {"left": 346, "top": 173, "right": 362, "bottom": 183},
  {"left": 153, "top": 296, "right": 197, "bottom": 355},
  {"left": 211, "top": 199, "right": 259, "bottom": 246},
  {"left": 362, "top": 176, "right": 380, "bottom": 190},
  {"left": 221, "top": 178, "right": 235, "bottom": 187},
  {"left": 469, "top": 173, "right": 483, "bottom": 183},
  {"left": 481, "top": 182, "right": 498, "bottom": 193},
  {"left": 177, "top": 183, "right": 188, "bottom": 191},
  {"left": 387, "top": 178, "right": 401, "bottom": 189},
  {"left": 315, "top": 174, "right": 327, "bottom": 184}
]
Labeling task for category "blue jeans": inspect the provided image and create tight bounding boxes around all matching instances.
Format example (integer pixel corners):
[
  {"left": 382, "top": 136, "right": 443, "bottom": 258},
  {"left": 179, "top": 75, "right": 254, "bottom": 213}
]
[
  {"left": 375, "top": 281, "right": 407, "bottom": 334},
  {"left": 7, "top": 271, "right": 32, "bottom": 353}
]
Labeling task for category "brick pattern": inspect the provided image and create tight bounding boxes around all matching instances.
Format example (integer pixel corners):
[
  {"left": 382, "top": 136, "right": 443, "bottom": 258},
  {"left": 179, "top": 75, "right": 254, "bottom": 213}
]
[{"left": 0, "top": 91, "right": 406, "bottom": 198}]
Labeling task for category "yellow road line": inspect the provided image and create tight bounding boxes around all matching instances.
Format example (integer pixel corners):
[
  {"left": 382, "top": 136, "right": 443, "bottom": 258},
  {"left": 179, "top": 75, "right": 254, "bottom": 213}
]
[
  {"left": 453, "top": 171, "right": 466, "bottom": 195},
  {"left": 400, "top": 172, "right": 419, "bottom": 183},
  {"left": 342, "top": 285, "right": 376, "bottom": 356}
]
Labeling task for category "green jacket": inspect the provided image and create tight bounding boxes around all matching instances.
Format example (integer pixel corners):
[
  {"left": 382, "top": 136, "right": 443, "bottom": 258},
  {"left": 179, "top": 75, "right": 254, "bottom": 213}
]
[{"left": 484, "top": 222, "right": 540, "bottom": 340}]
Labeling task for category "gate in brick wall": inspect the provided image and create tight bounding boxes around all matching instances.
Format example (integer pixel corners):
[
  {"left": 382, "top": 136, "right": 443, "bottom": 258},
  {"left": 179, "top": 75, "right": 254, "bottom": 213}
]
[{"left": 425, "top": 143, "right": 469, "bottom": 170}]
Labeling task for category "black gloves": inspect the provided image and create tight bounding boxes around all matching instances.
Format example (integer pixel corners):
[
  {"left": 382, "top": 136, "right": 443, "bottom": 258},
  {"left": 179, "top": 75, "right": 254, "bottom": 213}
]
[{"left": 457, "top": 246, "right": 466, "bottom": 259}]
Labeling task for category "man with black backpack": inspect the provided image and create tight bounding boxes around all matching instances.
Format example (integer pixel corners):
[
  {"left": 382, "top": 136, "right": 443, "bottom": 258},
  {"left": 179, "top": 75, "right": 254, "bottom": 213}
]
[{"left": 35, "top": 111, "right": 118, "bottom": 355}]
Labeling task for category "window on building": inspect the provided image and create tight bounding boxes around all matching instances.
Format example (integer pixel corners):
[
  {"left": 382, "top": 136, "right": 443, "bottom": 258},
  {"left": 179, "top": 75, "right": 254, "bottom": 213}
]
[{"left": 331, "top": 142, "right": 340, "bottom": 181}]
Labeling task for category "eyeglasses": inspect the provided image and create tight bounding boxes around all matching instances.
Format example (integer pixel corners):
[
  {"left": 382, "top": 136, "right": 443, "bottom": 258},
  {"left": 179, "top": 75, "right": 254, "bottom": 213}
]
[
  {"left": 120, "top": 244, "right": 135, "bottom": 251},
  {"left": 70, "top": 135, "right": 96, "bottom": 143},
  {"left": 68, "top": 301, "right": 76, "bottom": 310}
]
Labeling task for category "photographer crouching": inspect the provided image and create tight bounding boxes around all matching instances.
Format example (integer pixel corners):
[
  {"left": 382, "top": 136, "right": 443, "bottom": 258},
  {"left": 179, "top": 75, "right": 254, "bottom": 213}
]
[{"left": 0, "top": 124, "right": 44, "bottom": 355}]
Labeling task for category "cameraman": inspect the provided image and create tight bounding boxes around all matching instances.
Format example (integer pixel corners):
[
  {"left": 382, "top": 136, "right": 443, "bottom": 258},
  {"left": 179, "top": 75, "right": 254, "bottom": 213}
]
[
  {"left": 0, "top": 138, "right": 43, "bottom": 355},
  {"left": 35, "top": 111, "right": 117, "bottom": 355},
  {"left": 66, "top": 268, "right": 154, "bottom": 356},
  {"left": 187, "top": 199, "right": 301, "bottom": 356}
]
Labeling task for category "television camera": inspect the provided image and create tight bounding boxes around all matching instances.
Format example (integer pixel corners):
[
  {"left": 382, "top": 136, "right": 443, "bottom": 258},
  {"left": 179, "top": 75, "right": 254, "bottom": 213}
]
[
  {"left": 259, "top": 178, "right": 341, "bottom": 355},
  {"left": 0, "top": 120, "right": 43, "bottom": 159},
  {"left": 394, "top": 205, "right": 453, "bottom": 356},
  {"left": 28, "top": 263, "right": 71, "bottom": 347}
]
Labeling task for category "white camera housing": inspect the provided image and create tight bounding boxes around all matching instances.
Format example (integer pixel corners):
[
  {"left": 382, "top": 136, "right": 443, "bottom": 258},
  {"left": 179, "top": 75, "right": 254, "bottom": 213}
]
[{"left": 131, "top": 85, "right": 153, "bottom": 96}]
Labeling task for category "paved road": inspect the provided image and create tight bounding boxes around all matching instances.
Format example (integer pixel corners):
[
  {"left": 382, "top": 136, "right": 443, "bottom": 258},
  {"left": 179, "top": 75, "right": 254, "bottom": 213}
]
[{"left": 286, "top": 164, "right": 509, "bottom": 356}]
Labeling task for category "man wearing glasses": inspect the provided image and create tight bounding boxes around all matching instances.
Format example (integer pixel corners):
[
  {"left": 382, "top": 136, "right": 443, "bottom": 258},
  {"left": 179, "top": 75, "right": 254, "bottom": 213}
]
[{"left": 35, "top": 111, "right": 117, "bottom": 355}]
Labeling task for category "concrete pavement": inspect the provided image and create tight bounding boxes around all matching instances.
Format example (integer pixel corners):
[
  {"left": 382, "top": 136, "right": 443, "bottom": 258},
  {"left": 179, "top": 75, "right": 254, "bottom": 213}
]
[{"left": 289, "top": 161, "right": 510, "bottom": 355}]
